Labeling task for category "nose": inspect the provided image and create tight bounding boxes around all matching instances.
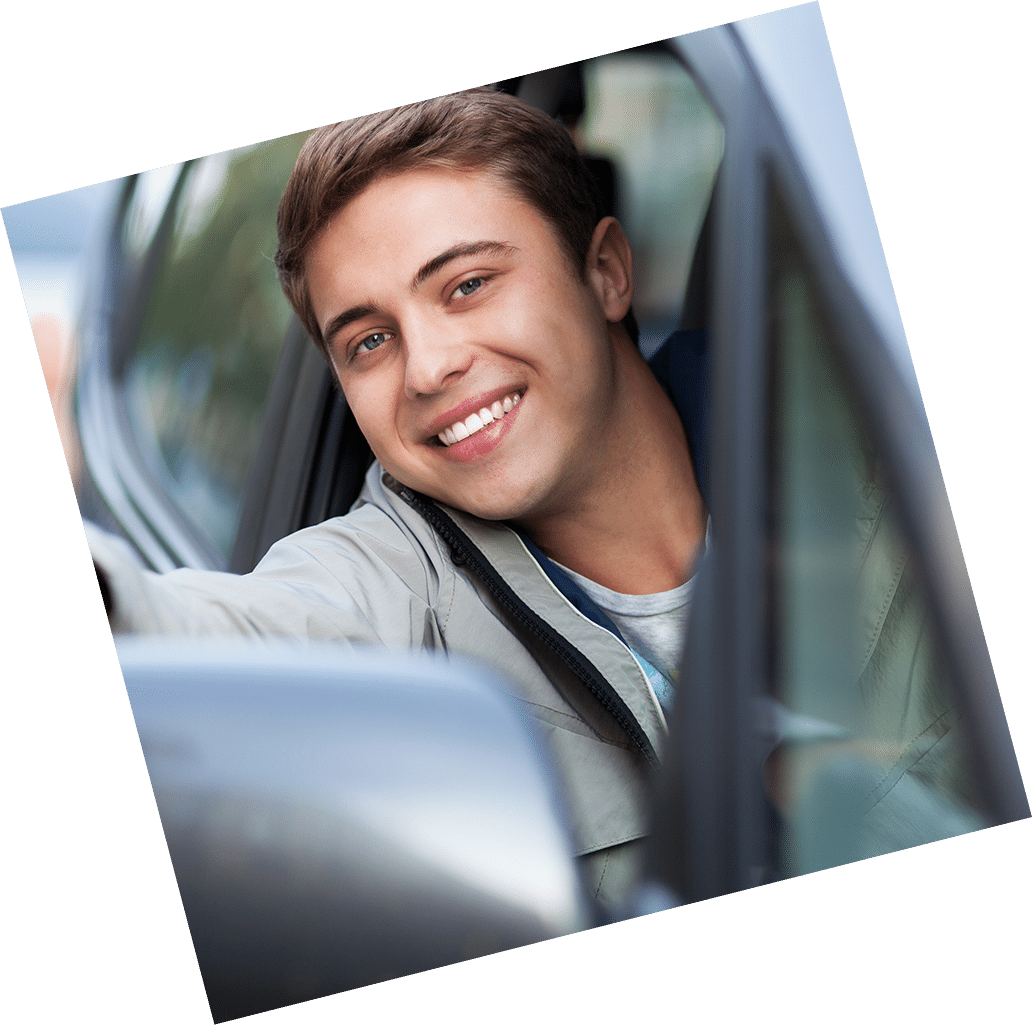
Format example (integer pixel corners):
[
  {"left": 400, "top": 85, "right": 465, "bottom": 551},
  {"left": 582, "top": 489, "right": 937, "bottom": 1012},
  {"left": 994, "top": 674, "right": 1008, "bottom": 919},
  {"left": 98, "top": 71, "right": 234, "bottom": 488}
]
[{"left": 402, "top": 319, "right": 473, "bottom": 398}]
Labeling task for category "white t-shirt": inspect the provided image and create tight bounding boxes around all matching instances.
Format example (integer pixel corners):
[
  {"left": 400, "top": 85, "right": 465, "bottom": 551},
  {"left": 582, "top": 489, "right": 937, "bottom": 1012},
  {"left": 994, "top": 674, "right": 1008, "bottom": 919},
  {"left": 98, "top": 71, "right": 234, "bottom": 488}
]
[{"left": 553, "top": 523, "right": 709, "bottom": 716}]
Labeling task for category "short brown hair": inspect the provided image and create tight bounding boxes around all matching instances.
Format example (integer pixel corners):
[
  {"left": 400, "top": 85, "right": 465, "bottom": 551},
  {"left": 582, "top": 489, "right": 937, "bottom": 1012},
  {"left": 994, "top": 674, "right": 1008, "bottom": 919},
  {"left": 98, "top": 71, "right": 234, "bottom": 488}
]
[{"left": 275, "top": 88, "right": 631, "bottom": 352}]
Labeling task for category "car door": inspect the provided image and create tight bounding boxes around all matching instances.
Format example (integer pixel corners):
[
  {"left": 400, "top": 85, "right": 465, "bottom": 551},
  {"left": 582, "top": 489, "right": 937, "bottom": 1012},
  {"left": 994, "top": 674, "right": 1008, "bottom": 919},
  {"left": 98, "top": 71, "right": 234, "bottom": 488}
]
[{"left": 641, "top": 13, "right": 1029, "bottom": 906}]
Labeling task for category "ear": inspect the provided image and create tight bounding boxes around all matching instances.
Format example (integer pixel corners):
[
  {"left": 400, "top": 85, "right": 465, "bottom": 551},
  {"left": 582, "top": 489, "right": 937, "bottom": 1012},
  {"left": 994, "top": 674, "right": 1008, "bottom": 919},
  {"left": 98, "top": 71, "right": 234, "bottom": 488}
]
[{"left": 585, "top": 216, "right": 633, "bottom": 323}]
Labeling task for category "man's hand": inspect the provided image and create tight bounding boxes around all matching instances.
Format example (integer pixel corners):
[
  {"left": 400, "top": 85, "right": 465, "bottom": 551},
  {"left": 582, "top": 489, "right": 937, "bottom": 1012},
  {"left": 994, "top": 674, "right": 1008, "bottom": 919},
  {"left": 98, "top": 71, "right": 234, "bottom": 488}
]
[{"left": 32, "top": 312, "right": 82, "bottom": 488}]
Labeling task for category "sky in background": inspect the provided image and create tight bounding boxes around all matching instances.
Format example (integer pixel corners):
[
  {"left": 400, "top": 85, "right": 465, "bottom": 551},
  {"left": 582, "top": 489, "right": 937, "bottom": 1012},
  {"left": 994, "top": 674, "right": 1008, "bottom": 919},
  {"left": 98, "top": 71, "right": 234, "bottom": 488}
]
[{"left": 3, "top": 179, "right": 118, "bottom": 325}]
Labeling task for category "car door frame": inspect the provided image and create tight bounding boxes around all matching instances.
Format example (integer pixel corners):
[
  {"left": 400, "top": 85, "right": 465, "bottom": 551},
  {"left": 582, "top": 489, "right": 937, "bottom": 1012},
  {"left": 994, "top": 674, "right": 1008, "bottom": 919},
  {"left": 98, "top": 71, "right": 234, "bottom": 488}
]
[{"left": 644, "top": 19, "right": 1029, "bottom": 906}]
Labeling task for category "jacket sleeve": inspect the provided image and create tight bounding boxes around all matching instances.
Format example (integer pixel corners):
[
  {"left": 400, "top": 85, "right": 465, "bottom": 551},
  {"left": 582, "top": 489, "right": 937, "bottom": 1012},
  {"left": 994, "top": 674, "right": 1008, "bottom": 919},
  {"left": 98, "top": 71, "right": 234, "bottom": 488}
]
[{"left": 85, "top": 508, "right": 446, "bottom": 650}]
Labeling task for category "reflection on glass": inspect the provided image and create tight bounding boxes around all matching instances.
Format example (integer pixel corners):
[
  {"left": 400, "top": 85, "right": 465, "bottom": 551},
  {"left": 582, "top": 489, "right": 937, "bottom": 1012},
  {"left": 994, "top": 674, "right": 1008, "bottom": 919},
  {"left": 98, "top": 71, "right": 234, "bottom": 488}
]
[
  {"left": 122, "top": 135, "right": 307, "bottom": 559},
  {"left": 122, "top": 163, "right": 181, "bottom": 261},
  {"left": 770, "top": 231, "right": 988, "bottom": 878}
]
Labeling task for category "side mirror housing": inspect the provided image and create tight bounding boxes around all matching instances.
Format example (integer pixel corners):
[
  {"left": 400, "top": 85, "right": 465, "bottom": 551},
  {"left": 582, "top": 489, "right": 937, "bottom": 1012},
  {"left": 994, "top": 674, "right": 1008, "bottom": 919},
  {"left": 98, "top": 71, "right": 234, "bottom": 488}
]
[{"left": 119, "top": 639, "right": 595, "bottom": 1021}]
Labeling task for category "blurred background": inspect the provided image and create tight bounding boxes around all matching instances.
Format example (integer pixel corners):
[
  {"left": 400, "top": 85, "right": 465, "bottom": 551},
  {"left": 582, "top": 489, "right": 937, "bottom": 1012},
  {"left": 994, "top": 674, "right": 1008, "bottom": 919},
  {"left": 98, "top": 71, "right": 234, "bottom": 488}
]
[
  {"left": 4, "top": 179, "right": 120, "bottom": 494},
  {"left": 4, "top": 179, "right": 119, "bottom": 326}
]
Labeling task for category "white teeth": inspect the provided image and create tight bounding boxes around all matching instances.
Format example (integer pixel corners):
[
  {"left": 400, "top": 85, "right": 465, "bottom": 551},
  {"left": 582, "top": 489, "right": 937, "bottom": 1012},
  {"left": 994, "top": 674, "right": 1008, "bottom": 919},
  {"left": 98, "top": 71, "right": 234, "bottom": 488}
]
[{"left": 436, "top": 392, "right": 522, "bottom": 446}]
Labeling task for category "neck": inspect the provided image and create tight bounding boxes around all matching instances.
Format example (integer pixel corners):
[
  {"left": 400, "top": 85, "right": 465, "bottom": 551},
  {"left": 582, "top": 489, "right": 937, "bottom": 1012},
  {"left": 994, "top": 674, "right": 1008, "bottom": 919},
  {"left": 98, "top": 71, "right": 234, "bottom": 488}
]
[{"left": 514, "top": 338, "right": 707, "bottom": 595}]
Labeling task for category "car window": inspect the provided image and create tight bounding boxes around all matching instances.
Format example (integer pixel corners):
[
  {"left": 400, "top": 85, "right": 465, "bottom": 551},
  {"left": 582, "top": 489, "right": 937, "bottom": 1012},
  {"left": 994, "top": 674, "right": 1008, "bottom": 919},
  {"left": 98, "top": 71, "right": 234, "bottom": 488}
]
[
  {"left": 89, "top": 58, "right": 720, "bottom": 566},
  {"left": 768, "top": 194, "right": 990, "bottom": 875},
  {"left": 229, "top": 55, "right": 725, "bottom": 570},
  {"left": 118, "top": 135, "right": 306, "bottom": 559},
  {"left": 577, "top": 50, "right": 723, "bottom": 356},
  {"left": 121, "top": 163, "right": 181, "bottom": 262}
]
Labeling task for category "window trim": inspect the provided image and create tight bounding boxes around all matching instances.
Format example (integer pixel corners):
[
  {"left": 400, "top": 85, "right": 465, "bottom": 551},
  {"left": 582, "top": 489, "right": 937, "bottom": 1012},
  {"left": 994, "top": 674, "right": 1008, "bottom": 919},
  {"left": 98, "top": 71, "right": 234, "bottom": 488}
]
[{"left": 77, "top": 168, "right": 224, "bottom": 572}]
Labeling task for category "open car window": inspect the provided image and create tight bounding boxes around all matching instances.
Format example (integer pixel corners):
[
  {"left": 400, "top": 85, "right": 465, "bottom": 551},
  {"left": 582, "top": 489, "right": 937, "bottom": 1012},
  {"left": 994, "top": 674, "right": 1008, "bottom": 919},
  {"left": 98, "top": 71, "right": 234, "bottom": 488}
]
[
  {"left": 81, "top": 51, "right": 721, "bottom": 572},
  {"left": 200, "top": 47, "right": 726, "bottom": 571}
]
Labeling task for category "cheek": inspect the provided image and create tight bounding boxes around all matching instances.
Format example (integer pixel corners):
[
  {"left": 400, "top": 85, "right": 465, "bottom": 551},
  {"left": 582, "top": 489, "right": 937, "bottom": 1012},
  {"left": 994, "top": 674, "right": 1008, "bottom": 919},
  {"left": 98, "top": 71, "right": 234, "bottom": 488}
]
[
  {"left": 537, "top": 279, "right": 607, "bottom": 350},
  {"left": 506, "top": 301, "right": 590, "bottom": 373},
  {"left": 343, "top": 383, "right": 393, "bottom": 455}
]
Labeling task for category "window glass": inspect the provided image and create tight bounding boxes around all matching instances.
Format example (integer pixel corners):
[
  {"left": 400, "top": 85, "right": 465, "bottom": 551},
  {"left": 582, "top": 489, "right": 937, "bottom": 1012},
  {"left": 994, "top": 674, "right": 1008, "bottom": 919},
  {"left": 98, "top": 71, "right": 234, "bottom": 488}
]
[
  {"left": 769, "top": 200, "right": 989, "bottom": 877},
  {"left": 121, "top": 134, "right": 307, "bottom": 559},
  {"left": 121, "top": 163, "right": 181, "bottom": 262},
  {"left": 578, "top": 52, "right": 723, "bottom": 356}
]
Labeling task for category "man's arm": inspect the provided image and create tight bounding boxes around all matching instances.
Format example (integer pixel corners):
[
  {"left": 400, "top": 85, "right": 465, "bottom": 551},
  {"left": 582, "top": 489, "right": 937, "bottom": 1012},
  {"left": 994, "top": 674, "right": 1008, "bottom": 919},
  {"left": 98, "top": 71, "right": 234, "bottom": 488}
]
[{"left": 81, "top": 499, "right": 442, "bottom": 648}]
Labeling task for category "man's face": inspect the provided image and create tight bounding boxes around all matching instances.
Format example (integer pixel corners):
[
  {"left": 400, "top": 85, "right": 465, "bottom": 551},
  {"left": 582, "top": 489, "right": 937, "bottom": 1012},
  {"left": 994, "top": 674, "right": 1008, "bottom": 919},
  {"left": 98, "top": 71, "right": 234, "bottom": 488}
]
[{"left": 306, "top": 166, "right": 627, "bottom": 524}]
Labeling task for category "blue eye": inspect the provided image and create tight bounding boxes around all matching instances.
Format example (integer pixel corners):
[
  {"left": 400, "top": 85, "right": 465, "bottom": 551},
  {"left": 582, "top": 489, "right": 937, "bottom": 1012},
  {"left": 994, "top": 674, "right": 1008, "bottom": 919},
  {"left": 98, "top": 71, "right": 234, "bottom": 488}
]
[
  {"left": 455, "top": 277, "right": 484, "bottom": 298},
  {"left": 357, "top": 332, "right": 390, "bottom": 354}
]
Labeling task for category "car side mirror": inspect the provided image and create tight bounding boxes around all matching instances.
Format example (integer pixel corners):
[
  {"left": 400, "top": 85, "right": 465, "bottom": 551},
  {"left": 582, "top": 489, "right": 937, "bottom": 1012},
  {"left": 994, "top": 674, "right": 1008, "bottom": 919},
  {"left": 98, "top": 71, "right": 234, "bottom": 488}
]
[{"left": 118, "top": 639, "right": 596, "bottom": 1022}]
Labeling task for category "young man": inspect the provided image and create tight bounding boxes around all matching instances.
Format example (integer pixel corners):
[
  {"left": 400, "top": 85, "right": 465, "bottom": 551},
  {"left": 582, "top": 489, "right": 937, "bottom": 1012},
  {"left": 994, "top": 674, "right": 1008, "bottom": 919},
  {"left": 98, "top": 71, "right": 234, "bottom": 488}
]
[{"left": 88, "top": 88, "right": 711, "bottom": 907}]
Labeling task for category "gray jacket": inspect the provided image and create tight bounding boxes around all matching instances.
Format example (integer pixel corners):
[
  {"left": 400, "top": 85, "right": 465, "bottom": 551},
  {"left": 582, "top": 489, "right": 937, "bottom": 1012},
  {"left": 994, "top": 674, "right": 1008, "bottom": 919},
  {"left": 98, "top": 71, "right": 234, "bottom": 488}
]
[
  {"left": 91, "top": 455, "right": 974, "bottom": 901},
  {"left": 89, "top": 464, "right": 666, "bottom": 907}
]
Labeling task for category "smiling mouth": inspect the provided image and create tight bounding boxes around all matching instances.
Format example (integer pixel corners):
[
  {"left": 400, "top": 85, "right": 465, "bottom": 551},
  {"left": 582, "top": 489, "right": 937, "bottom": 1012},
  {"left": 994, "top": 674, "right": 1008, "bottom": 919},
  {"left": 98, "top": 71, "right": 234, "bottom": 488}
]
[{"left": 435, "top": 392, "right": 522, "bottom": 447}]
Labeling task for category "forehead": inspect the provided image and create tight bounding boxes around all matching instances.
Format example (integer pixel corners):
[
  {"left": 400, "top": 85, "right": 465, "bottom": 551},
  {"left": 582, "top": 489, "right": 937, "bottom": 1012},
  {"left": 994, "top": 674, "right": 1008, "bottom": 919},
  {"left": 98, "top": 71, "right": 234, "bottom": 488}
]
[
  {"left": 305, "top": 167, "right": 568, "bottom": 308},
  {"left": 315, "top": 165, "right": 565, "bottom": 268},
  {"left": 321, "top": 167, "right": 540, "bottom": 258}
]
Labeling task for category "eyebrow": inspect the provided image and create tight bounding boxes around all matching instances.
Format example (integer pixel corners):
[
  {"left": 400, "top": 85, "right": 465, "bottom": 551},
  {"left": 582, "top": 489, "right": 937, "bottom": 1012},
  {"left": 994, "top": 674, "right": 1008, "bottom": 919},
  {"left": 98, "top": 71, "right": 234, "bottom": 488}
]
[
  {"left": 411, "top": 240, "right": 517, "bottom": 289},
  {"left": 322, "top": 303, "right": 383, "bottom": 349},
  {"left": 321, "top": 240, "right": 517, "bottom": 346}
]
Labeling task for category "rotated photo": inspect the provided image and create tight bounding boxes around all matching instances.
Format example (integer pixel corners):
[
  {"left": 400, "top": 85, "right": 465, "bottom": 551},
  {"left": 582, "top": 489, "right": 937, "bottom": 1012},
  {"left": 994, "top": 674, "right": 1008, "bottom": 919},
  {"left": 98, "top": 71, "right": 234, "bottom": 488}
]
[{"left": 5, "top": 4, "right": 1027, "bottom": 1021}]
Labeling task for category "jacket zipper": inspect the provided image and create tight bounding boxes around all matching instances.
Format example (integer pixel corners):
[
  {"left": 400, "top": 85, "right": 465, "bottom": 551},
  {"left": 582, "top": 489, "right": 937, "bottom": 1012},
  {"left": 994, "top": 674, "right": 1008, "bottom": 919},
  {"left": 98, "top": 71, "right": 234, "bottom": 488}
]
[{"left": 398, "top": 487, "right": 659, "bottom": 767}]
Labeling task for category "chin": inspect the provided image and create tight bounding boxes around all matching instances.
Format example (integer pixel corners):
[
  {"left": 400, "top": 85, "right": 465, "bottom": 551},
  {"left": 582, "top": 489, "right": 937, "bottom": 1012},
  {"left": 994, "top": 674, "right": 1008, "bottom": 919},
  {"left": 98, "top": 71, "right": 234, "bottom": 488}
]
[
  {"left": 439, "top": 494, "right": 524, "bottom": 522},
  {"left": 400, "top": 458, "right": 557, "bottom": 524},
  {"left": 427, "top": 480, "right": 545, "bottom": 524}
]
